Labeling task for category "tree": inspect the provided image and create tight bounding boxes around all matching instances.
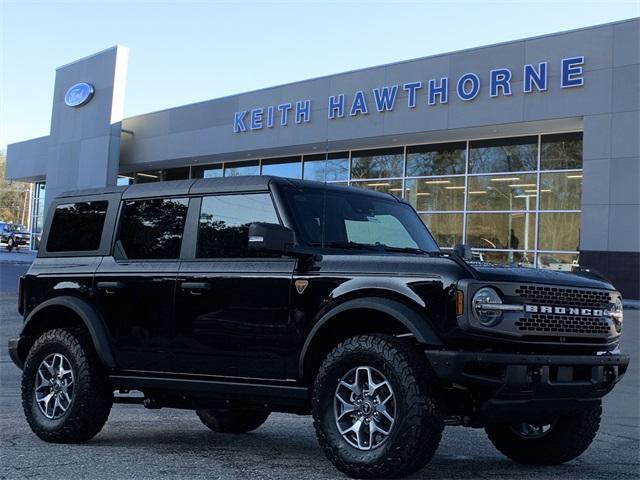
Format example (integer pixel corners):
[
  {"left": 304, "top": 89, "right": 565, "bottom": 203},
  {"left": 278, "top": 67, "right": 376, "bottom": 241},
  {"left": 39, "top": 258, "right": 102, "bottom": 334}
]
[{"left": 0, "top": 150, "right": 31, "bottom": 225}]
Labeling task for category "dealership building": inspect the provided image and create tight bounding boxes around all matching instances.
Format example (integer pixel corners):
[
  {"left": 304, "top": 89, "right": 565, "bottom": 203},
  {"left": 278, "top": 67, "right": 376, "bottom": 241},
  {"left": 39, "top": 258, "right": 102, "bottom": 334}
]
[{"left": 5, "top": 18, "right": 639, "bottom": 298}]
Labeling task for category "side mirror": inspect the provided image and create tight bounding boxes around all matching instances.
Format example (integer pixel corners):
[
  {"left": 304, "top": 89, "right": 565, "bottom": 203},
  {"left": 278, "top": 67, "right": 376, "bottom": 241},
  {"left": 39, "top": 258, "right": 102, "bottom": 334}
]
[
  {"left": 453, "top": 244, "right": 473, "bottom": 261},
  {"left": 248, "top": 222, "right": 295, "bottom": 253}
]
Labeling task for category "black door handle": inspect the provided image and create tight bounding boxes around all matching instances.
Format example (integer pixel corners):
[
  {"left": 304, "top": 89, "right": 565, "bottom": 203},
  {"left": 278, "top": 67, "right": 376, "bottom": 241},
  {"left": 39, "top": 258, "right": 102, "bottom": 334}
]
[
  {"left": 97, "top": 281, "right": 125, "bottom": 292},
  {"left": 181, "top": 281, "right": 211, "bottom": 291}
]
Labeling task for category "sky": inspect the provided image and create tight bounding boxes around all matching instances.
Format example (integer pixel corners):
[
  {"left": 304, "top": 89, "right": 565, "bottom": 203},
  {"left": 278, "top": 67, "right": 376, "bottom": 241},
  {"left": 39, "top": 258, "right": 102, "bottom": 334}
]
[{"left": 1, "top": 0, "right": 638, "bottom": 150}]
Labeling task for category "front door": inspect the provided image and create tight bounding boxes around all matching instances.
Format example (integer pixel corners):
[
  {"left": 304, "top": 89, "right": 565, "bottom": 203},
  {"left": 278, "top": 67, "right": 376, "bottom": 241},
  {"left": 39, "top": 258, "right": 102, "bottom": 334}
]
[
  {"left": 172, "top": 193, "right": 296, "bottom": 380},
  {"left": 95, "top": 196, "right": 189, "bottom": 372}
]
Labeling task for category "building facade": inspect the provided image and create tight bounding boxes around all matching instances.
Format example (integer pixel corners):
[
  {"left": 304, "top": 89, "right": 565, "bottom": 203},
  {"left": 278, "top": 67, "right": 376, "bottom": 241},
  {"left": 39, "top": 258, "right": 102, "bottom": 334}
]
[{"left": 5, "top": 19, "right": 639, "bottom": 298}]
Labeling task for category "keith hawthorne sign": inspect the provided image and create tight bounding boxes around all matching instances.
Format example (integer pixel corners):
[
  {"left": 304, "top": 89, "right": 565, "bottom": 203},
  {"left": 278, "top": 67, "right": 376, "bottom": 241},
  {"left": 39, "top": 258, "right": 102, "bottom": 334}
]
[{"left": 233, "top": 56, "right": 585, "bottom": 133}]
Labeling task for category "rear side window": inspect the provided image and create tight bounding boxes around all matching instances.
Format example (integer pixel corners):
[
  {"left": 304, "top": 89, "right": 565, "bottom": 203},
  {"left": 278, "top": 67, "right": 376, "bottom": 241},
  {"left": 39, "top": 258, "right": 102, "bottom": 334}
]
[
  {"left": 197, "top": 193, "right": 279, "bottom": 258},
  {"left": 47, "top": 201, "right": 108, "bottom": 252},
  {"left": 118, "top": 198, "right": 188, "bottom": 259}
]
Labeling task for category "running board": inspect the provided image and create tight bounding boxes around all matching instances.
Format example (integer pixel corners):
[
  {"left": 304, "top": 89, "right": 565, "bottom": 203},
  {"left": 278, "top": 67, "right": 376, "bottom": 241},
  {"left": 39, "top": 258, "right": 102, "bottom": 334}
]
[{"left": 109, "top": 374, "right": 309, "bottom": 407}]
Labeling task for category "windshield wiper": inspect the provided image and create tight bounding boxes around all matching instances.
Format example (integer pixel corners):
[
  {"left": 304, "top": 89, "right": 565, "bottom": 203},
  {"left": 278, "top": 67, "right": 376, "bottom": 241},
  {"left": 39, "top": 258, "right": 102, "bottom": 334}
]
[
  {"left": 375, "top": 245, "right": 439, "bottom": 255},
  {"left": 308, "top": 241, "right": 382, "bottom": 251}
]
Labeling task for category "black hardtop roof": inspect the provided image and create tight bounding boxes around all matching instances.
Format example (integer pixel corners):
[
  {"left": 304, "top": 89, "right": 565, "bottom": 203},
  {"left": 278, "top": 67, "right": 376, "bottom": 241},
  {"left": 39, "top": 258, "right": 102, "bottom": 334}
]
[{"left": 55, "top": 176, "right": 398, "bottom": 201}]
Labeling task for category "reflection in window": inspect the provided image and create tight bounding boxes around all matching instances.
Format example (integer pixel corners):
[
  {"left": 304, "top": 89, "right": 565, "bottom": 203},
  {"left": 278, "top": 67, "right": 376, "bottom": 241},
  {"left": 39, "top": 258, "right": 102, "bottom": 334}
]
[
  {"left": 420, "top": 213, "right": 463, "bottom": 247},
  {"left": 47, "top": 201, "right": 108, "bottom": 252},
  {"left": 474, "top": 250, "right": 535, "bottom": 267},
  {"left": 118, "top": 198, "right": 188, "bottom": 259},
  {"left": 351, "top": 147, "right": 404, "bottom": 179},
  {"left": 224, "top": 161, "right": 260, "bottom": 176},
  {"left": 192, "top": 164, "right": 223, "bottom": 178},
  {"left": 406, "top": 142, "right": 466, "bottom": 177},
  {"left": 539, "top": 172, "right": 582, "bottom": 210},
  {"left": 466, "top": 212, "right": 536, "bottom": 250},
  {"left": 197, "top": 194, "right": 279, "bottom": 258},
  {"left": 469, "top": 136, "right": 538, "bottom": 173},
  {"left": 406, "top": 177, "right": 465, "bottom": 211},
  {"left": 537, "top": 252, "right": 580, "bottom": 271},
  {"left": 303, "top": 152, "right": 350, "bottom": 182},
  {"left": 541, "top": 132, "right": 582, "bottom": 170},
  {"left": 350, "top": 179, "right": 404, "bottom": 197},
  {"left": 164, "top": 167, "right": 190, "bottom": 181},
  {"left": 538, "top": 213, "right": 580, "bottom": 251},
  {"left": 261, "top": 156, "right": 301, "bottom": 178},
  {"left": 467, "top": 174, "right": 537, "bottom": 211}
]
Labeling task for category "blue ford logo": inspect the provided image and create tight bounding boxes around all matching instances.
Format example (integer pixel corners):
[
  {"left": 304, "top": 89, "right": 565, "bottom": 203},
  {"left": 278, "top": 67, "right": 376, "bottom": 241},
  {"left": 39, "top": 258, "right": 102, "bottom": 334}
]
[{"left": 64, "top": 82, "right": 95, "bottom": 107}]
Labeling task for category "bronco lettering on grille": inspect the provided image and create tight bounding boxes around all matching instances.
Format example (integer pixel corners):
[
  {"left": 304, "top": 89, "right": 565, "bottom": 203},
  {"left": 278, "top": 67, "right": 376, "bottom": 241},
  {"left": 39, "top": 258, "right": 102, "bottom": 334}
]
[{"left": 525, "top": 305, "right": 610, "bottom": 317}]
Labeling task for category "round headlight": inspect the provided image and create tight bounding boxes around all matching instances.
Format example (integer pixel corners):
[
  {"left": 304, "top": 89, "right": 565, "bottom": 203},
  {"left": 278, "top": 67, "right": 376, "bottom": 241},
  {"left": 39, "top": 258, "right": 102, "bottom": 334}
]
[
  {"left": 472, "top": 287, "right": 503, "bottom": 326},
  {"left": 611, "top": 296, "right": 624, "bottom": 333}
]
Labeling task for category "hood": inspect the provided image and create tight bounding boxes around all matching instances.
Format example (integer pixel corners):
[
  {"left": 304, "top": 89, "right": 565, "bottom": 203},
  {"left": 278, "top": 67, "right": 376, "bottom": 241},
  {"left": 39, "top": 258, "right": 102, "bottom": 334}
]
[{"left": 471, "top": 263, "right": 616, "bottom": 291}]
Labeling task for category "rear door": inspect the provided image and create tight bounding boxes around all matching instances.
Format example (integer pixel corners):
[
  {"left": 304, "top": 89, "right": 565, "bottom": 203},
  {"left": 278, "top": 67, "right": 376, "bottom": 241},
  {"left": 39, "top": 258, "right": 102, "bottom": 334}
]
[
  {"left": 173, "top": 193, "right": 297, "bottom": 379},
  {"left": 94, "top": 196, "right": 189, "bottom": 372}
]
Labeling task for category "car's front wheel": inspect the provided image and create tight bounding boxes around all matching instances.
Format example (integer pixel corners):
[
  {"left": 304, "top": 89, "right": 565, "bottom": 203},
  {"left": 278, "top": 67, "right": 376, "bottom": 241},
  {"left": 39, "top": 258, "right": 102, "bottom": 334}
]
[
  {"left": 6, "top": 238, "right": 14, "bottom": 251},
  {"left": 21, "top": 329, "right": 113, "bottom": 443},
  {"left": 485, "top": 402, "right": 602, "bottom": 465},
  {"left": 312, "top": 334, "right": 444, "bottom": 479}
]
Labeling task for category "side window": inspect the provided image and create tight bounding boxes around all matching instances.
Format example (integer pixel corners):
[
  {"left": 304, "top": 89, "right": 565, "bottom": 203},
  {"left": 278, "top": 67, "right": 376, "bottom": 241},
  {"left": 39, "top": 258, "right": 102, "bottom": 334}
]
[
  {"left": 118, "top": 198, "right": 188, "bottom": 259},
  {"left": 197, "top": 193, "right": 279, "bottom": 258},
  {"left": 47, "top": 201, "right": 108, "bottom": 252}
]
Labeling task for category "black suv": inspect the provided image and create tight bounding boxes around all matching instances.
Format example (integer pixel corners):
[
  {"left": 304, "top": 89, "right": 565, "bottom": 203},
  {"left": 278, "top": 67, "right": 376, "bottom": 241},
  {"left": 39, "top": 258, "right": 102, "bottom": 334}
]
[
  {"left": 8, "top": 176, "right": 629, "bottom": 478},
  {"left": 0, "top": 222, "right": 29, "bottom": 250}
]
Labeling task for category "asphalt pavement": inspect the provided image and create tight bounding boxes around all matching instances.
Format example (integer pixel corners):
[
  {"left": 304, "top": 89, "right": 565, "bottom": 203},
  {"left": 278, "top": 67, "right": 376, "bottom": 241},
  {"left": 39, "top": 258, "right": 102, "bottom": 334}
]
[{"left": 0, "top": 260, "right": 638, "bottom": 479}]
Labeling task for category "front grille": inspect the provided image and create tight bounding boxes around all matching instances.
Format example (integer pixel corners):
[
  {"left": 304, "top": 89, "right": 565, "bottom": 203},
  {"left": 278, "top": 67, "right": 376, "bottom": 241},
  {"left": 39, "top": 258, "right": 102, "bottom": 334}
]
[
  {"left": 515, "top": 285, "right": 611, "bottom": 309},
  {"left": 512, "top": 285, "right": 615, "bottom": 342},
  {"left": 515, "top": 314, "right": 610, "bottom": 335}
]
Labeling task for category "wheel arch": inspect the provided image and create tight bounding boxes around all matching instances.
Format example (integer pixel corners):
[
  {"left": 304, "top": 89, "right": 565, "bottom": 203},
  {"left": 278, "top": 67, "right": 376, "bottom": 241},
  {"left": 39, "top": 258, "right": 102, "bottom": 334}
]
[
  {"left": 18, "top": 296, "right": 117, "bottom": 369},
  {"left": 299, "top": 296, "right": 443, "bottom": 380}
]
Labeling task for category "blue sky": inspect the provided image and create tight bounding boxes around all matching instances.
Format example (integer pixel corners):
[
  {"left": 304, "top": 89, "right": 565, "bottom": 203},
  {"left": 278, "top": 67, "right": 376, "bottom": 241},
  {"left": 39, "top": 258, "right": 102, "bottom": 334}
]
[{"left": 1, "top": 0, "right": 638, "bottom": 150}]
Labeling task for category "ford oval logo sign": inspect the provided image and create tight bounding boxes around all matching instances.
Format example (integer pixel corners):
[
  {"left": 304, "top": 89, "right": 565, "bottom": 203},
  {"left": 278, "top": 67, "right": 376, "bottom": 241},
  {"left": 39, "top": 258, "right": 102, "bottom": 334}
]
[{"left": 64, "top": 82, "right": 95, "bottom": 108}]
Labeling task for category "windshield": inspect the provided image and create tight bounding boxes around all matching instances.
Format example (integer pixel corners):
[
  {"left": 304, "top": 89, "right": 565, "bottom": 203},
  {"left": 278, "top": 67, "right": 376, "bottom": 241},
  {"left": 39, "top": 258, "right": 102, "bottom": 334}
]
[
  {"left": 5, "top": 224, "right": 26, "bottom": 233},
  {"left": 281, "top": 186, "right": 440, "bottom": 253}
]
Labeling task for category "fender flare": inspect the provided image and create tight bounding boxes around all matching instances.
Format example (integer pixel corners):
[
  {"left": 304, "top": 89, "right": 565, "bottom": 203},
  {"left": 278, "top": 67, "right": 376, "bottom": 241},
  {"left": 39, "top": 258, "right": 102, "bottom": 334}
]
[
  {"left": 21, "top": 296, "right": 117, "bottom": 368},
  {"left": 298, "top": 296, "right": 443, "bottom": 377}
]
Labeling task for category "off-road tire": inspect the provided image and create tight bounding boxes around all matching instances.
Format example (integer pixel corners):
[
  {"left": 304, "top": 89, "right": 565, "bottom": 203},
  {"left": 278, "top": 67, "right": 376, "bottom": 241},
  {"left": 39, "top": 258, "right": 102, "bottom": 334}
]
[
  {"left": 196, "top": 406, "right": 270, "bottom": 433},
  {"left": 21, "top": 329, "right": 113, "bottom": 443},
  {"left": 312, "top": 334, "right": 444, "bottom": 479},
  {"left": 485, "top": 402, "right": 602, "bottom": 465}
]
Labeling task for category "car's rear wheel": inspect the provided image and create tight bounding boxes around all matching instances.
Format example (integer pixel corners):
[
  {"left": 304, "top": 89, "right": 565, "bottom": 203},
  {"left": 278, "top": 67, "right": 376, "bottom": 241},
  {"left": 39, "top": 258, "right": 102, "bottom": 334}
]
[
  {"left": 21, "top": 329, "right": 113, "bottom": 443},
  {"left": 485, "top": 402, "right": 602, "bottom": 464},
  {"left": 196, "top": 406, "right": 270, "bottom": 433},
  {"left": 312, "top": 334, "right": 444, "bottom": 479}
]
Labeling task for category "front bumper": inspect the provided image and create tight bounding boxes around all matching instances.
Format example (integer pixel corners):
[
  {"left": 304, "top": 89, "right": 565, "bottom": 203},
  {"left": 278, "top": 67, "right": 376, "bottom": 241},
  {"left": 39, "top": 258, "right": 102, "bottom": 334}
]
[{"left": 425, "top": 350, "right": 629, "bottom": 423}]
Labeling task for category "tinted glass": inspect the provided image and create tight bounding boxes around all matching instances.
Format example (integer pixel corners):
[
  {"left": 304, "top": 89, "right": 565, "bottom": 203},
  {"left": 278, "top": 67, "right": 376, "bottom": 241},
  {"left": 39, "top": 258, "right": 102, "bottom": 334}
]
[
  {"left": 350, "top": 147, "right": 404, "bottom": 179},
  {"left": 163, "top": 167, "right": 190, "bottom": 181},
  {"left": 467, "top": 174, "right": 537, "bottom": 210},
  {"left": 224, "top": 161, "right": 259, "bottom": 176},
  {"left": 406, "top": 142, "right": 466, "bottom": 177},
  {"left": 538, "top": 213, "right": 580, "bottom": 251},
  {"left": 540, "top": 132, "right": 582, "bottom": 170},
  {"left": 261, "top": 156, "right": 301, "bottom": 178},
  {"left": 118, "top": 198, "right": 188, "bottom": 259},
  {"left": 466, "top": 212, "right": 536, "bottom": 250},
  {"left": 198, "top": 194, "right": 279, "bottom": 258},
  {"left": 350, "top": 179, "right": 404, "bottom": 198},
  {"left": 469, "top": 136, "right": 538, "bottom": 173},
  {"left": 539, "top": 172, "right": 582, "bottom": 210},
  {"left": 282, "top": 186, "right": 439, "bottom": 252},
  {"left": 420, "top": 213, "right": 463, "bottom": 247},
  {"left": 303, "top": 152, "right": 349, "bottom": 182},
  {"left": 406, "top": 177, "right": 465, "bottom": 211},
  {"left": 47, "top": 201, "right": 108, "bottom": 252},
  {"left": 192, "top": 164, "right": 223, "bottom": 178}
]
